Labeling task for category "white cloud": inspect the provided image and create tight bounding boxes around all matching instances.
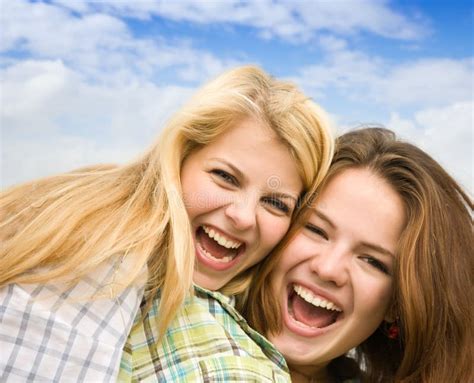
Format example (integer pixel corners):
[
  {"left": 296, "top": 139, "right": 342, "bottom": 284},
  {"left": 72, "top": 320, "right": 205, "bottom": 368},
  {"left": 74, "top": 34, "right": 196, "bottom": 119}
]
[
  {"left": 0, "top": 1, "right": 244, "bottom": 187},
  {"left": 1, "top": 59, "right": 196, "bottom": 187},
  {"left": 1, "top": 60, "right": 79, "bottom": 134},
  {"left": 297, "top": 43, "right": 383, "bottom": 91},
  {"left": 2, "top": 135, "right": 141, "bottom": 188},
  {"left": 386, "top": 102, "right": 473, "bottom": 192},
  {"left": 1, "top": 0, "right": 469, "bottom": 196},
  {"left": 292, "top": 0, "right": 429, "bottom": 40},
  {"left": 298, "top": 41, "right": 473, "bottom": 193},
  {"left": 377, "top": 58, "right": 474, "bottom": 107},
  {"left": 296, "top": 40, "right": 473, "bottom": 108},
  {"left": 2, "top": 1, "right": 130, "bottom": 60},
  {"left": 50, "top": 0, "right": 430, "bottom": 42},
  {"left": 2, "top": 0, "right": 240, "bottom": 83}
]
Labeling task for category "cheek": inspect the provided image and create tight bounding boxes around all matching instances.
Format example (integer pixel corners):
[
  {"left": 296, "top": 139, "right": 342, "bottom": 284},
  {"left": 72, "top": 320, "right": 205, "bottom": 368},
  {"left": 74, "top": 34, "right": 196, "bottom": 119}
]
[
  {"left": 183, "top": 181, "right": 231, "bottom": 219},
  {"left": 182, "top": 186, "right": 209, "bottom": 219},
  {"left": 258, "top": 215, "right": 292, "bottom": 249},
  {"left": 355, "top": 277, "right": 393, "bottom": 320},
  {"left": 274, "top": 234, "right": 313, "bottom": 272}
]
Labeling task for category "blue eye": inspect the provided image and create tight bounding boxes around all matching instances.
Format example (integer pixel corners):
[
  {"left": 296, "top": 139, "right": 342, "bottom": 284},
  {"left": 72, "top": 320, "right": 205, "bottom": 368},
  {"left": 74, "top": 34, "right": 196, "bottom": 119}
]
[
  {"left": 210, "top": 169, "right": 238, "bottom": 186},
  {"left": 305, "top": 223, "right": 328, "bottom": 240},
  {"left": 262, "top": 197, "right": 290, "bottom": 214}
]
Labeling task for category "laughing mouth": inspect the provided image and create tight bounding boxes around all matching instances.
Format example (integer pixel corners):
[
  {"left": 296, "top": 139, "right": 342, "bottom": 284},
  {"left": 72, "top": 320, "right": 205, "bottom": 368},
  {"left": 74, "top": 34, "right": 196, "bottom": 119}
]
[
  {"left": 196, "top": 225, "right": 244, "bottom": 264},
  {"left": 288, "top": 284, "right": 342, "bottom": 329}
]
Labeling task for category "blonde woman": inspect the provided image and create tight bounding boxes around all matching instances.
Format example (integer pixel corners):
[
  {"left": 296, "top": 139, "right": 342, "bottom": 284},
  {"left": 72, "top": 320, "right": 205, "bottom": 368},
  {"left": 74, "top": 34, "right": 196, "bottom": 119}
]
[
  {"left": 245, "top": 128, "right": 473, "bottom": 383},
  {"left": 0, "top": 66, "right": 333, "bottom": 381}
]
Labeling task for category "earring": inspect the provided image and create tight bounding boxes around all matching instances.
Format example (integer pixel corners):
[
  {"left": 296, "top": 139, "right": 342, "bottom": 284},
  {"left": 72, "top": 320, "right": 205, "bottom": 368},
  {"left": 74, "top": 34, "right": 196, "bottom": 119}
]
[{"left": 387, "top": 322, "right": 399, "bottom": 340}]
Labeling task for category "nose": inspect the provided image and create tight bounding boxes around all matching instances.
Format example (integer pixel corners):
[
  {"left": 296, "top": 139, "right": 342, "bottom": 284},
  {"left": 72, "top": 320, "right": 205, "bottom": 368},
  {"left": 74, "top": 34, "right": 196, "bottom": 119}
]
[
  {"left": 224, "top": 193, "right": 257, "bottom": 231},
  {"left": 309, "top": 243, "right": 349, "bottom": 287}
]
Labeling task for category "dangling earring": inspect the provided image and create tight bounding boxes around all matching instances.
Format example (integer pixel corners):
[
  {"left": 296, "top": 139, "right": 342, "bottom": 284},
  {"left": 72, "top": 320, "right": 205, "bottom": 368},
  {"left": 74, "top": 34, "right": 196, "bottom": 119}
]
[{"left": 387, "top": 322, "right": 399, "bottom": 340}]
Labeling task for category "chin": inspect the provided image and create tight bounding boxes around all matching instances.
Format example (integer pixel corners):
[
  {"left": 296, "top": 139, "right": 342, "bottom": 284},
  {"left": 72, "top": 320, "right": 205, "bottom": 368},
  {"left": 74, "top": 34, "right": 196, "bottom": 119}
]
[
  {"left": 271, "top": 332, "right": 316, "bottom": 361},
  {"left": 193, "top": 270, "right": 225, "bottom": 290}
]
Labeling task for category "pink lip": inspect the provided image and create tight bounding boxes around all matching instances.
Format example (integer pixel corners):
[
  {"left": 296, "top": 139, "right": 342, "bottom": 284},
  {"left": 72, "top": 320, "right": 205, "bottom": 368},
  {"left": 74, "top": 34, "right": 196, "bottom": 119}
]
[
  {"left": 281, "top": 282, "right": 343, "bottom": 338},
  {"left": 194, "top": 224, "right": 246, "bottom": 272}
]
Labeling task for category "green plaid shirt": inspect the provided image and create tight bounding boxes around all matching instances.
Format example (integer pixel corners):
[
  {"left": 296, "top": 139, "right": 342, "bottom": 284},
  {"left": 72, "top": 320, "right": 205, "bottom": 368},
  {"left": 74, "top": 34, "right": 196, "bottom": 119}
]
[{"left": 118, "top": 285, "right": 290, "bottom": 382}]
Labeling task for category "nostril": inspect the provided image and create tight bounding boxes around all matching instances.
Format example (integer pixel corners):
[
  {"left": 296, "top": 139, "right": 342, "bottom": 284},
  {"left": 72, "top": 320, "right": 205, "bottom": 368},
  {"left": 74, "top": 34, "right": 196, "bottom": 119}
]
[
  {"left": 309, "top": 256, "right": 348, "bottom": 287},
  {"left": 225, "top": 203, "right": 257, "bottom": 229}
]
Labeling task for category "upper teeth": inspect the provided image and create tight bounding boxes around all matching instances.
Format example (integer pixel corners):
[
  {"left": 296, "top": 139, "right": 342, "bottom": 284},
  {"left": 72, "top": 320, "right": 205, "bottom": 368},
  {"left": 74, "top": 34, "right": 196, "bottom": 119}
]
[
  {"left": 203, "top": 226, "right": 242, "bottom": 249},
  {"left": 294, "top": 285, "right": 342, "bottom": 312}
]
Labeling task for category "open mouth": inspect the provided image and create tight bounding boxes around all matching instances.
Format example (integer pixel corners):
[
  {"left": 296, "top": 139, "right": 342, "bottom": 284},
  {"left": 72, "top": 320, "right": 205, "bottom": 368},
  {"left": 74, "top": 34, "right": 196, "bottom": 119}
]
[
  {"left": 195, "top": 225, "right": 245, "bottom": 265},
  {"left": 287, "top": 284, "right": 342, "bottom": 330}
]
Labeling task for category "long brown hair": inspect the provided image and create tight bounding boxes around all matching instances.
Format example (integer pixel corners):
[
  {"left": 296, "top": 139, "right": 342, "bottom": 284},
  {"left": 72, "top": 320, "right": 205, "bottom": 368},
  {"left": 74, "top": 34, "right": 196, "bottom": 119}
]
[
  {"left": 0, "top": 65, "right": 334, "bottom": 337},
  {"left": 244, "top": 127, "right": 473, "bottom": 382}
]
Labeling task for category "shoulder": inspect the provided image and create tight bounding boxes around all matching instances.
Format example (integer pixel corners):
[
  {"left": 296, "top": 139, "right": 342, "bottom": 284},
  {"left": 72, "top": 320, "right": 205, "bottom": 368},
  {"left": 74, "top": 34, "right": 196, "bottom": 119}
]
[
  {"left": 122, "top": 285, "right": 290, "bottom": 382},
  {"left": 193, "top": 286, "right": 289, "bottom": 374},
  {"left": 0, "top": 261, "right": 144, "bottom": 381}
]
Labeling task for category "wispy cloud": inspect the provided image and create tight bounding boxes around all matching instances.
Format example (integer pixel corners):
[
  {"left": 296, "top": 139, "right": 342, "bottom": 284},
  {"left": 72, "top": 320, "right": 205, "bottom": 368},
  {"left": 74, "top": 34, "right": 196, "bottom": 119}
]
[
  {"left": 1, "top": 59, "right": 197, "bottom": 185},
  {"left": 376, "top": 58, "right": 473, "bottom": 107},
  {"left": 386, "top": 101, "right": 473, "bottom": 192},
  {"left": 50, "top": 0, "right": 430, "bottom": 42},
  {"left": 1, "top": 0, "right": 471, "bottom": 193},
  {"left": 2, "top": 0, "right": 241, "bottom": 83},
  {"left": 296, "top": 37, "right": 473, "bottom": 108},
  {"left": 292, "top": 36, "right": 473, "bottom": 190}
]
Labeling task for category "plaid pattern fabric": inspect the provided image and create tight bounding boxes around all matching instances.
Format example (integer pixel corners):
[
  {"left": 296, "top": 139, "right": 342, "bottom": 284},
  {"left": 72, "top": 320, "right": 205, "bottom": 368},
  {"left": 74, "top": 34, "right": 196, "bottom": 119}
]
[
  {"left": 118, "top": 286, "right": 290, "bottom": 382},
  {"left": 0, "top": 259, "right": 144, "bottom": 382}
]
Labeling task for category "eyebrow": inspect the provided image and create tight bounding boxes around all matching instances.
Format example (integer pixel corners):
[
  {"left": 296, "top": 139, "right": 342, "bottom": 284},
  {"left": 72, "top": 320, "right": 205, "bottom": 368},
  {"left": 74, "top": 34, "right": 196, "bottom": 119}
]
[
  {"left": 310, "top": 208, "right": 336, "bottom": 229},
  {"left": 211, "top": 158, "right": 244, "bottom": 179},
  {"left": 311, "top": 207, "right": 395, "bottom": 258},
  {"left": 270, "top": 192, "right": 299, "bottom": 204},
  {"left": 211, "top": 157, "right": 299, "bottom": 202},
  {"left": 360, "top": 242, "right": 395, "bottom": 258}
]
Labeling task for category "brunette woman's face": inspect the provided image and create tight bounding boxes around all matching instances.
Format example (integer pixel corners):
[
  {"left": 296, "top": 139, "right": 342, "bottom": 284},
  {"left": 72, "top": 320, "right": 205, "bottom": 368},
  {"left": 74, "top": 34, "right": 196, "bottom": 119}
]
[
  {"left": 269, "top": 168, "right": 405, "bottom": 376},
  {"left": 181, "top": 118, "right": 303, "bottom": 290}
]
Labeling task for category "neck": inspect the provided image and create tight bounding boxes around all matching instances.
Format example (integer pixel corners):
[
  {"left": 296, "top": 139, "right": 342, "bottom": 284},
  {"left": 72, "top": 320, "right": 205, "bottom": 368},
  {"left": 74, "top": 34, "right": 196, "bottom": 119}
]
[{"left": 289, "top": 366, "right": 330, "bottom": 383}]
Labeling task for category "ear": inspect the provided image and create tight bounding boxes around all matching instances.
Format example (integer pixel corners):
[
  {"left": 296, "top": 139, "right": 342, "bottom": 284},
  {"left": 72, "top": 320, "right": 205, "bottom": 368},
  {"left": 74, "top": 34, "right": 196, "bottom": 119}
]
[{"left": 384, "top": 304, "right": 397, "bottom": 323}]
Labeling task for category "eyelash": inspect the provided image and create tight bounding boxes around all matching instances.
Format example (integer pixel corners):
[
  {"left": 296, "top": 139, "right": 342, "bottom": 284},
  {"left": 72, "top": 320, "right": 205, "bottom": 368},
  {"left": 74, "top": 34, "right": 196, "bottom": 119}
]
[
  {"left": 305, "top": 223, "right": 328, "bottom": 240},
  {"left": 261, "top": 197, "right": 290, "bottom": 214},
  {"left": 210, "top": 169, "right": 238, "bottom": 186},
  {"left": 361, "top": 256, "right": 389, "bottom": 274},
  {"left": 305, "top": 222, "right": 390, "bottom": 274},
  {"left": 211, "top": 169, "right": 291, "bottom": 214}
]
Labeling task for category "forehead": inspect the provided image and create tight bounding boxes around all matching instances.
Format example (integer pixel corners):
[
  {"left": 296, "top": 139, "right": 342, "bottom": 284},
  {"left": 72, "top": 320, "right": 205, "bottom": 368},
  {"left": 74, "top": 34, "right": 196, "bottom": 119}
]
[
  {"left": 312, "top": 168, "right": 406, "bottom": 246},
  {"left": 214, "top": 118, "right": 278, "bottom": 145},
  {"left": 187, "top": 118, "right": 303, "bottom": 191},
  {"left": 317, "top": 168, "right": 397, "bottom": 204}
]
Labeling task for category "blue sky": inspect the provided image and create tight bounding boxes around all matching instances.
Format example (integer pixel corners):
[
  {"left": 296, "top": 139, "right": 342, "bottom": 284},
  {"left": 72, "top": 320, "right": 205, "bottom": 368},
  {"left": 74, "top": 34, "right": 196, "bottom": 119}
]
[{"left": 1, "top": 0, "right": 473, "bottom": 192}]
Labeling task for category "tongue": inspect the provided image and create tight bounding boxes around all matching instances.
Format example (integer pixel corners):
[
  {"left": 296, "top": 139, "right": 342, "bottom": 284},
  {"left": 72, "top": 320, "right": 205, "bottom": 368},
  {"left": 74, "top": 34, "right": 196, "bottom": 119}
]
[
  {"left": 198, "top": 229, "right": 236, "bottom": 259},
  {"left": 292, "top": 294, "right": 337, "bottom": 328}
]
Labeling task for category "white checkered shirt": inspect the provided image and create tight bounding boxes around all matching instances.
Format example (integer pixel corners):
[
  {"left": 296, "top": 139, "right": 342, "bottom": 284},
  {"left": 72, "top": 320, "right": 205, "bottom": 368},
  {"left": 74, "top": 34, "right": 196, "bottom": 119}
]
[{"left": 0, "top": 259, "right": 144, "bottom": 382}]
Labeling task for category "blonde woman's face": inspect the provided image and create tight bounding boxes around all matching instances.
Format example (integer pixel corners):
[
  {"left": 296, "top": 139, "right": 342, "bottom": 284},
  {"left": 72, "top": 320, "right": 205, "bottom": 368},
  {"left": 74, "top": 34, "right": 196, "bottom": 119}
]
[
  {"left": 269, "top": 168, "right": 405, "bottom": 377},
  {"left": 181, "top": 118, "right": 303, "bottom": 290}
]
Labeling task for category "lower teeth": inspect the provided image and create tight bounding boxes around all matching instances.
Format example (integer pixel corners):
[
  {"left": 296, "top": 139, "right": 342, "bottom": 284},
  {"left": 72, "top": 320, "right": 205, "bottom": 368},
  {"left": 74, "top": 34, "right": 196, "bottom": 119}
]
[
  {"left": 198, "top": 244, "right": 233, "bottom": 263},
  {"left": 294, "top": 317, "right": 314, "bottom": 328}
]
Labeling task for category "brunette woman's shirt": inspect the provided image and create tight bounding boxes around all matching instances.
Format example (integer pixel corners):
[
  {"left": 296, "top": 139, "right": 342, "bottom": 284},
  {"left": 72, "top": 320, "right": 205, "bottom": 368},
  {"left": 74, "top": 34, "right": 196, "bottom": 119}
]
[{"left": 118, "top": 285, "right": 291, "bottom": 382}]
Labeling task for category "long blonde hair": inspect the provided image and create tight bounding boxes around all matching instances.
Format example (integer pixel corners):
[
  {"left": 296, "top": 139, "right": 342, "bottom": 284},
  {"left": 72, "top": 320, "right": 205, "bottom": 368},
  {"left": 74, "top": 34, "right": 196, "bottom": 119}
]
[{"left": 0, "top": 65, "right": 334, "bottom": 336}]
